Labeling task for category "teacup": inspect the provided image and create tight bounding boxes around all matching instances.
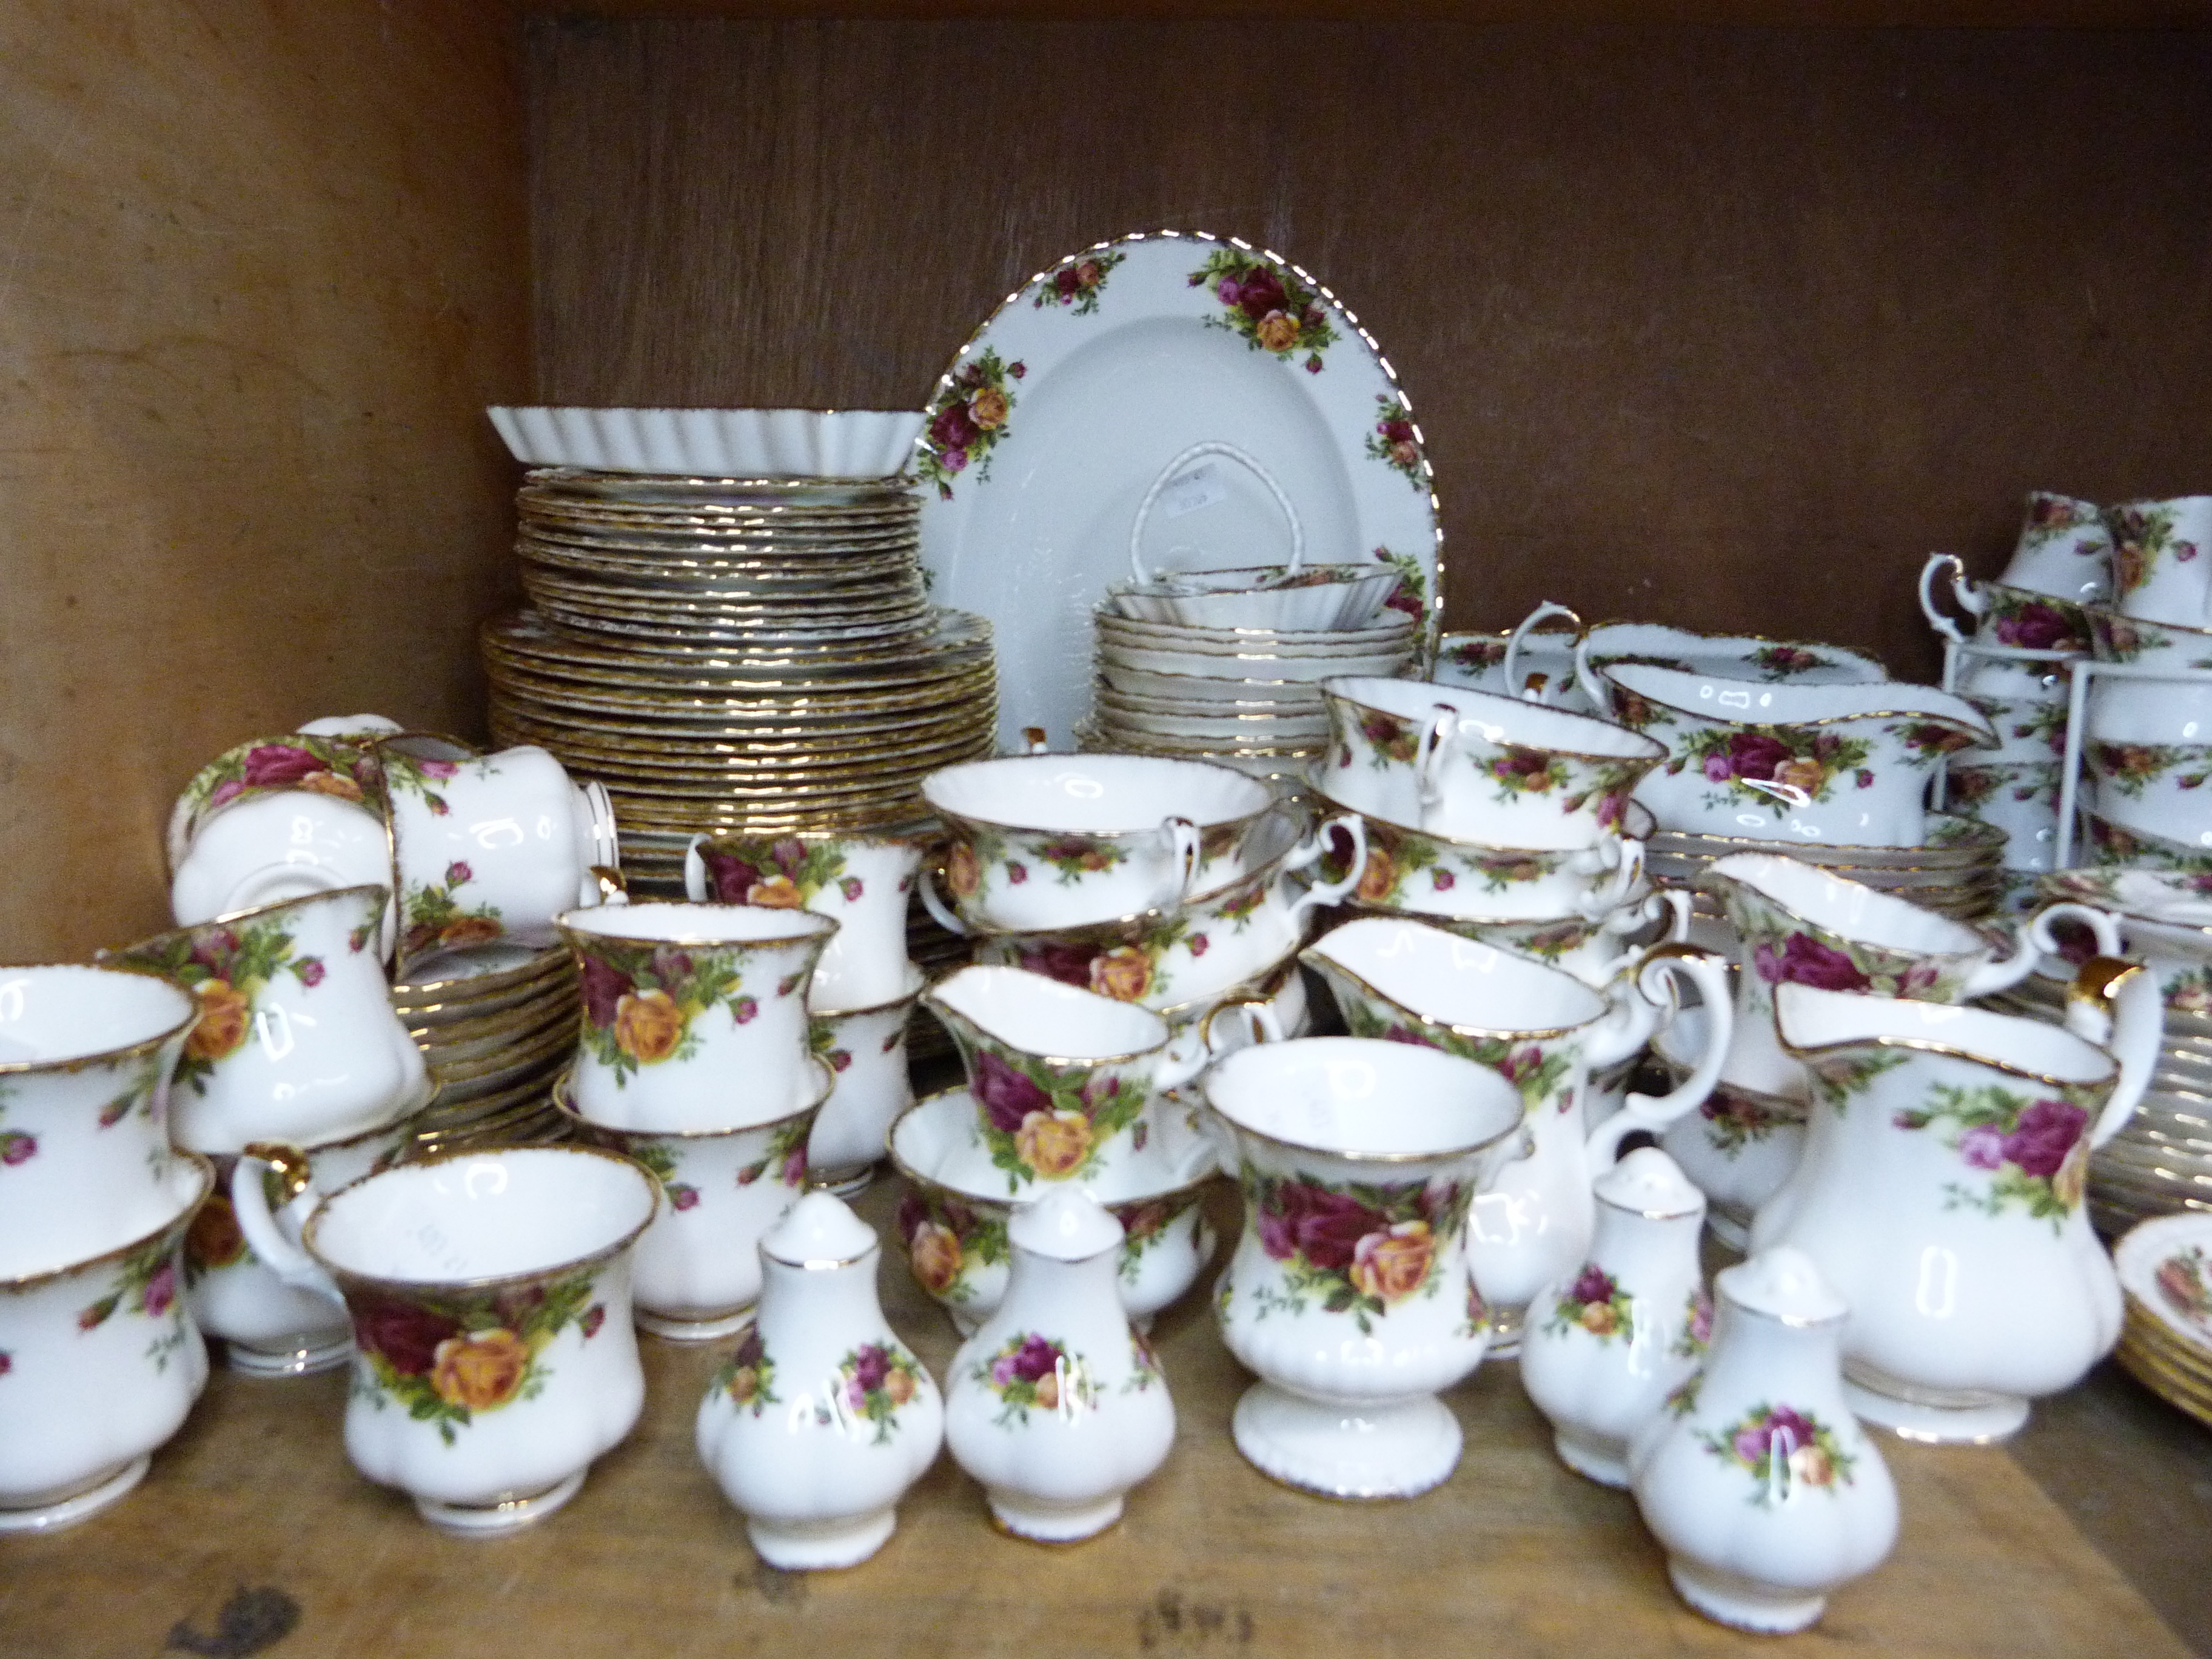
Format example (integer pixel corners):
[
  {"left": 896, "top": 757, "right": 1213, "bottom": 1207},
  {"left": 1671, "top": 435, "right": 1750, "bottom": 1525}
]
[
  {"left": 2085, "top": 810, "right": 2212, "bottom": 873},
  {"left": 1919, "top": 553, "right": 2094, "bottom": 651},
  {"left": 1943, "top": 763, "right": 2063, "bottom": 871},
  {"left": 804, "top": 965, "right": 927, "bottom": 1188},
  {"left": 167, "top": 732, "right": 389, "bottom": 877},
  {"left": 1600, "top": 662, "right": 1992, "bottom": 845},
  {"left": 889, "top": 1085, "right": 1219, "bottom": 1334},
  {"left": 683, "top": 828, "right": 925, "bottom": 1013},
  {"left": 1310, "top": 801, "right": 1647, "bottom": 923},
  {"left": 0, "top": 965, "right": 197, "bottom": 1276},
  {"left": 558, "top": 902, "right": 836, "bottom": 1131},
  {"left": 1998, "top": 491, "right": 2114, "bottom": 604},
  {"left": 556, "top": 1065, "right": 828, "bottom": 1339},
  {"left": 0, "top": 1155, "right": 210, "bottom": 1534},
  {"left": 922, "top": 965, "right": 1208, "bottom": 1195},
  {"left": 2083, "top": 667, "right": 2212, "bottom": 746},
  {"left": 922, "top": 753, "right": 1277, "bottom": 933},
  {"left": 1434, "top": 602, "right": 1584, "bottom": 706},
  {"left": 375, "top": 736, "right": 618, "bottom": 975},
  {"left": 2111, "top": 495, "right": 2212, "bottom": 625},
  {"left": 170, "top": 776, "right": 394, "bottom": 956},
  {"left": 102, "top": 885, "right": 427, "bottom": 1152},
  {"left": 231, "top": 1144, "right": 656, "bottom": 1534},
  {"left": 1319, "top": 676, "right": 1663, "bottom": 850},
  {"left": 2086, "top": 606, "right": 2212, "bottom": 672},
  {"left": 2087, "top": 742, "right": 2212, "bottom": 848},
  {"left": 964, "top": 810, "right": 1364, "bottom": 1011},
  {"left": 189, "top": 1090, "right": 432, "bottom": 1376},
  {"left": 1342, "top": 888, "right": 1692, "bottom": 991}
]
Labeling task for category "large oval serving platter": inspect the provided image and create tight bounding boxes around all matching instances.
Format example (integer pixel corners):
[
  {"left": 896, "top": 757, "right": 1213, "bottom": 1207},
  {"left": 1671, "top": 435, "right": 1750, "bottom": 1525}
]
[{"left": 916, "top": 229, "right": 1441, "bottom": 751}]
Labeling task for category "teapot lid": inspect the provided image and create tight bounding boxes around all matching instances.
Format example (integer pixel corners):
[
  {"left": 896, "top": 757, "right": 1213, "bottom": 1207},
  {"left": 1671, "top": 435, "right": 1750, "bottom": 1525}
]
[
  {"left": 762, "top": 1191, "right": 877, "bottom": 1267},
  {"left": 1718, "top": 1245, "right": 1848, "bottom": 1326},
  {"left": 1008, "top": 1187, "right": 1123, "bottom": 1261},
  {"left": 1593, "top": 1147, "right": 1706, "bottom": 1219}
]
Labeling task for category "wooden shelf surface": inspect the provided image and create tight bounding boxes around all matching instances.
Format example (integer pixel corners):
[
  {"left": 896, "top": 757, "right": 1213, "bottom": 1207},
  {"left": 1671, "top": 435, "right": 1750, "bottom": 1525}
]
[{"left": 0, "top": 1180, "right": 2198, "bottom": 1658}]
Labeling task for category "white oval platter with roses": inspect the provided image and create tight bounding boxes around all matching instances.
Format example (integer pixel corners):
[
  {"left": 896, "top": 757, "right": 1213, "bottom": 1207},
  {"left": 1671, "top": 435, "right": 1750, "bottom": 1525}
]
[{"left": 916, "top": 229, "right": 1441, "bottom": 751}]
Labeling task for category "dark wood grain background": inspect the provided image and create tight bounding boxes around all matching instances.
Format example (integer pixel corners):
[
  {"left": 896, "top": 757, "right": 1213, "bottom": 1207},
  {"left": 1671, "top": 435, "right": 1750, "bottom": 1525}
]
[{"left": 528, "top": 18, "right": 2212, "bottom": 684}]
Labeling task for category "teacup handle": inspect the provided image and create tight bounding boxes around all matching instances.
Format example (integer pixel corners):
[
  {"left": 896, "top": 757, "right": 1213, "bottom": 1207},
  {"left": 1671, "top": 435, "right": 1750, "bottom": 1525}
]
[
  {"left": 917, "top": 863, "right": 973, "bottom": 938},
  {"left": 1128, "top": 440, "right": 1304, "bottom": 586},
  {"left": 1158, "top": 816, "right": 1204, "bottom": 911},
  {"left": 682, "top": 833, "right": 714, "bottom": 903},
  {"left": 1602, "top": 887, "right": 1691, "bottom": 942},
  {"left": 1413, "top": 705, "right": 1461, "bottom": 808},
  {"left": 1584, "top": 948, "right": 1736, "bottom": 1171},
  {"left": 230, "top": 1143, "right": 346, "bottom": 1310},
  {"left": 1959, "top": 914, "right": 2040, "bottom": 998},
  {"left": 1574, "top": 837, "right": 1645, "bottom": 920},
  {"left": 1285, "top": 814, "right": 1366, "bottom": 918},
  {"left": 2063, "top": 957, "right": 2162, "bottom": 1150},
  {"left": 1159, "top": 999, "right": 1284, "bottom": 1094},
  {"left": 1501, "top": 602, "right": 1582, "bottom": 705},
  {"left": 2029, "top": 901, "right": 2122, "bottom": 962},
  {"left": 1918, "top": 552, "right": 1986, "bottom": 646}
]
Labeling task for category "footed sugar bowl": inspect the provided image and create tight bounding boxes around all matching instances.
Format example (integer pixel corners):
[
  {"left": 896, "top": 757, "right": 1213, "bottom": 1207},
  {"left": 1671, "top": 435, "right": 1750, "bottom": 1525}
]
[
  {"left": 943, "top": 1188, "right": 1174, "bottom": 1543},
  {"left": 696, "top": 1192, "right": 943, "bottom": 1570},
  {"left": 1629, "top": 1247, "right": 1898, "bottom": 1635},
  {"left": 1520, "top": 1148, "right": 1711, "bottom": 1488}
]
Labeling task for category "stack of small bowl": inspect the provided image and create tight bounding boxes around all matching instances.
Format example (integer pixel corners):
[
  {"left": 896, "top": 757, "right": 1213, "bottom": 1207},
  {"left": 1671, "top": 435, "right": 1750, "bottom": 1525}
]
[
  {"left": 393, "top": 943, "right": 581, "bottom": 1153},
  {"left": 2111, "top": 1212, "right": 2212, "bottom": 1427},
  {"left": 1084, "top": 557, "right": 1417, "bottom": 788}
]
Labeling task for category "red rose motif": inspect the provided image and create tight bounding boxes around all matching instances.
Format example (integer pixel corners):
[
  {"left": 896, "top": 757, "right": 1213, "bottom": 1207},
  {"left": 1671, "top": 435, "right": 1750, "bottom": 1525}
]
[
  {"left": 2002, "top": 1098, "right": 2088, "bottom": 1178},
  {"left": 973, "top": 1049, "right": 1053, "bottom": 1134},
  {"left": 580, "top": 956, "right": 634, "bottom": 1028},
  {"left": 352, "top": 1292, "right": 460, "bottom": 1378},
  {"left": 703, "top": 850, "right": 762, "bottom": 903},
  {"left": 1259, "top": 1180, "right": 1387, "bottom": 1271},
  {"left": 1235, "top": 266, "right": 1287, "bottom": 320},
  {"left": 1752, "top": 932, "right": 1870, "bottom": 993},
  {"left": 1994, "top": 602, "right": 2075, "bottom": 651},
  {"left": 241, "top": 745, "right": 330, "bottom": 788},
  {"left": 1016, "top": 940, "right": 1104, "bottom": 990},
  {"left": 930, "top": 401, "right": 979, "bottom": 455},
  {"left": 1719, "top": 732, "right": 1793, "bottom": 782}
]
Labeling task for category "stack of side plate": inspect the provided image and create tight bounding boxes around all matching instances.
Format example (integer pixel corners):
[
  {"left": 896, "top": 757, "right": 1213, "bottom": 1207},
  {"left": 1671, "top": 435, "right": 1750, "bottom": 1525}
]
[
  {"left": 1983, "top": 969, "right": 2212, "bottom": 1237},
  {"left": 1083, "top": 607, "right": 1417, "bottom": 785},
  {"left": 392, "top": 943, "right": 580, "bottom": 1153},
  {"left": 484, "top": 474, "right": 996, "bottom": 844},
  {"left": 1647, "top": 813, "right": 2008, "bottom": 925},
  {"left": 2111, "top": 1213, "right": 2212, "bottom": 1429}
]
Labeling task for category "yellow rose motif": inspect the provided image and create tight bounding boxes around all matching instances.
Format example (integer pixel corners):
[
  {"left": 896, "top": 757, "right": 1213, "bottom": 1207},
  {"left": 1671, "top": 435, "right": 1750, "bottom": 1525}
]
[
  {"left": 438, "top": 915, "right": 502, "bottom": 949},
  {"left": 298, "top": 770, "right": 365, "bottom": 803},
  {"left": 945, "top": 842, "right": 981, "bottom": 899},
  {"left": 614, "top": 987, "right": 686, "bottom": 1064},
  {"left": 746, "top": 874, "right": 805, "bottom": 910},
  {"left": 1254, "top": 310, "right": 1300, "bottom": 353},
  {"left": 2116, "top": 541, "right": 2145, "bottom": 595},
  {"left": 187, "top": 1192, "right": 248, "bottom": 1270},
  {"left": 1787, "top": 1443, "right": 1835, "bottom": 1488},
  {"left": 1771, "top": 758, "right": 1828, "bottom": 799},
  {"left": 726, "top": 1364, "right": 760, "bottom": 1404},
  {"left": 2052, "top": 1137, "right": 2089, "bottom": 1209},
  {"left": 1015, "top": 1109, "right": 1093, "bottom": 1180},
  {"left": 430, "top": 1328, "right": 529, "bottom": 1411},
  {"left": 1355, "top": 845, "right": 1396, "bottom": 905},
  {"left": 885, "top": 1366, "right": 916, "bottom": 1406},
  {"left": 1033, "top": 1370, "right": 1061, "bottom": 1411},
  {"left": 969, "top": 387, "right": 1010, "bottom": 431},
  {"left": 187, "top": 979, "right": 252, "bottom": 1062},
  {"left": 908, "top": 1221, "right": 964, "bottom": 1295},
  {"left": 1349, "top": 1221, "right": 1434, "bottom": 1304},
  {"left": 1580, "top": 1300, "right": 1621, "bottom": 1338},
  {"left": 1088, "top": 946, "right": 1153, "bottom": 1003}
]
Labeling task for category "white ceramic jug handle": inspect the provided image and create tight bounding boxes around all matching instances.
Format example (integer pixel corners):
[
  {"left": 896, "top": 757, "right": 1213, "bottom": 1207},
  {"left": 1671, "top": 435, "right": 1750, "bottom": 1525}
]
[
  {"left": 1584, "top": 948, "right": 1736, "bottom": 1171},
  {"left": 1501, "top": 601, "right": 1583, "bottom": 705},
  {"left": 1917, "top": 552, "right": 1983, "bottom": 645},
  {"left": 1199, "top": 997, "right": 1286, "bottom": 1056},
  {"left": 682, "top": 833, "right": 713, "bottom": 902},
  {"left": 2029, "top": 901, "right": 2123, "bottom": 962},
  {"left": 1413, "top": 705, "right": 1460, "bottom": 808},
  {"left": 1128, "top": 440, "right": 1304, "bottom": 586},
  {"left": 1603, "top": 887, "right": 1692, "bottom": 943},
  {"left": 1286, "top": 815, "right": 1366, "bottom": 917},
  {"left": 2063, "top": 958, "right": 2162, "bottom": 1150},
  {"left": 917, "top": 863, "right": 973, "bottom": 938},
  {"left": 1959, "top": 916, "right": 2040, "bottom": 997},
  {"left": 230, "top": 1145, "right": 346, "bottom": 1310},
  {"left": 1159, "top": 816, "right": 1205, "bottom": 911}
]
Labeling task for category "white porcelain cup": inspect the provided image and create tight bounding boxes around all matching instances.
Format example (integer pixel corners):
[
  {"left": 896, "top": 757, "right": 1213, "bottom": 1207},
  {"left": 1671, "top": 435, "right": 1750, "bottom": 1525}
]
[
  {"left": 804, "top": 967, "right": 927, "bottom": 1185},
  {"left": 0, "top": 1156, "right": 211, "bottom": 1535},
  {"left": 0, "top": 965, "right": 198, "bottom": 1278},
  {"left": 2111, "top": 495, "right": 2212, "bottom": 626},
  {"left": 101, "top": 885, "right": 428, "bottom": 1153},
  {"left": 558, "top": 902, "right": 836, "bottom": 1133},
  {"left": 232, "top": 1144, "right": 657, "bottom": 1534},
  {"left": 683, "top": 830, "right": 923, "bottom": 1013},
  {"left": 1999, "top": 492, "right": 2114, "bottom": 604}
]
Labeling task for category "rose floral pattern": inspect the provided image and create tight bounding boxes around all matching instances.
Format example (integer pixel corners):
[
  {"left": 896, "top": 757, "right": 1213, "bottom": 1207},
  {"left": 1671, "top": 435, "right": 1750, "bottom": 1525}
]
[
  {"left": 2111, "top": 501, "right": 2202, "bottom": 602},
  {"left": 1001, "top": 916, "right": 1190, "bottom": 1006},
  {"left": 2088, "top": 609, "right": 2212, "bottom": 671},
  {"left": 2020, "top": 491, "right": 2108, "bottom": 554},
  {"left": 1668, "top": 726, "right": 1877, "bottom": 811},
  {"left": 1544, "top": 1263, "right": 1634, "bottom": 1342},
  {"left": 1674, "top": 1287, "right": 1715, "bottom": 1359},
  {"left": 108, "top": 916, "right": 335, "bottom": 1096},
  {"left": 625, "top": 1140, "right": 699, "bottom": 1213},
  {"left": 575, "top": 936, "right": 753, "bottom": 1085},
  {"left": 1240, "top": 1164, "right": 1469, "bottom": 1335},
  {"left": 178, "top": 736, "right": 388, "bottom": 840},
  {"left": 184, "top": 1188, "right": 250, "bottom": 1281},
  {"left": 1364, "top": 396, "right": 1423, "bottom": 484},
  {"left": 1985, "top": 590, "right": 2089, "bottom": 652},
  {"left": 976, "top": 1332, "right": 1097, "bottom": 1426},
  {"left": 1189, "top": 248, "right": 1338, "bottom": 374},
  {"left": 896, "top": 1189, "right": 1010, "bottom": 1305},
  {"left": 918, "top": 347, "right": 1024, "bottom": 499},
  {"left": 1373, "top": 546, "right": 1429, "bottom": 622},
  {"left": 400, "top": 860, "right": 503, "bottom": 964},
  {"left": 960, "top": 1041, "right": 1148, "bottom": 1190},
  {"left": 2154, "top": 1245, "right": 2212, "bottom": 1337},
  {"left": 2090, "top": 742, "right": 2212, "bottom": 798},
  {"left": 698, "top": 835, "right": 855, "bottom": 910},
  {"left": 1338, "top": 999, "right": 1574, "bottom": 1114},
  {"left": 1031, "top": 249, "right": 1123, "bottom": 314},
  {"left": 734, "top": 1113, "right": 813, "bottom": 1190},
  {"left": 1696, "top": 1087, "right": 1806, "bottom": 1156},
  {"left": 350, "top": 1264, "right": 606, "bottom": 1444},
  {"left": 76, "top": 1231, "right": 190, "bottom": 1372},
  {"left": 710, "top": 1324, "right": 779, "bottom": 1416},
  {"left": 1318, "top": 817, "right": 1594, "bottom": 911},
  {"left": 1749, "top": 644, "right": 1829, "bottom": 680},
  {"left": 1700, "top": 1403, "right": 1856, "bottom": 1506},
  {"left": 830, "top": 1342, "right": 926, "bottom": 1443}
]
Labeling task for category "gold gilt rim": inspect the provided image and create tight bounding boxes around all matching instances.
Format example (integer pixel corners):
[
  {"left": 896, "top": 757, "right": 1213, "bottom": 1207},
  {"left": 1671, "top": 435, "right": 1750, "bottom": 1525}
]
[
  {"left": 0, "top": 1156, "right": 213, "bottom": 1292},
  {"left": 0, "top": 965, "right": 199, "bottom": 1077}
]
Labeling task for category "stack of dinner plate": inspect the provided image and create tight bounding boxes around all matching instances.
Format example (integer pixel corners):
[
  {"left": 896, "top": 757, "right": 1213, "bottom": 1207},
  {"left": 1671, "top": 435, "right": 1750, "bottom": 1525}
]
[
  {"left": 1081, "top": 607, "right": 1418, "bottom": 785},
  {"left": 391, "top": 943, "right": 580, "bottom": 1152},
  {"left": 481, "top": 468, "right": 997, "bottom": 862},
  {"left": 1646, "top": 813, "right": 2009, "bottom": 926},
  {"left": 2112, "top": 1213, "right": 2212, "bottom": 1428},
  {"left": 1981, "top": 967, "right": 2212, "bottom": 1236}
]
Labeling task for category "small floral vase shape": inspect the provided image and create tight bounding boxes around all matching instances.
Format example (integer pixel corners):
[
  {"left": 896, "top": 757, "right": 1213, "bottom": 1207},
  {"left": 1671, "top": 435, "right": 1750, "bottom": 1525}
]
[
  {"left": 918, "top": 347, "right": 1024, "bottom": 498},
  {"left": 1188, "top": 247, "right": 1338, "bottom": 374},
  {"left": 347, "top": 1265, "right": 609, "bottom": 1446},
  {"left": 1239, "top": 1167, "right": 1469, "bottom": 1338},
  {"left": 1628, "top": 1247, "right": 1897, "bottom": 1635},
  {"left": 944, "top": 1188, "right": 1175, "bottom": 1542}
]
